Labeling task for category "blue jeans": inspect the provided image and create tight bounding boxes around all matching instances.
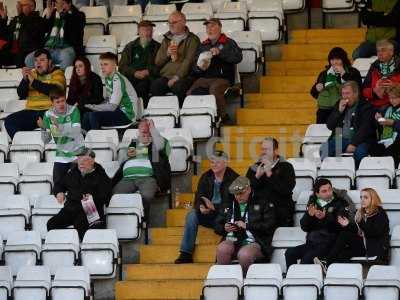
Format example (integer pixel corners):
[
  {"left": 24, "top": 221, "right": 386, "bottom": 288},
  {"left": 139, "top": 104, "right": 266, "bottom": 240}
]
[
  {"left": 180, "top": 209, "right": 217, "bottom": 254},
  {"left": 4, "top": 109, "right": 46, "bottom": 139},
  {"left": 320, "top": 137, "right": 370, "bottom": 167},
  {"left": 81, "top": 108, "right": 131, "bottom": 131},
  {"left": 25, "top": 47, "right": 75, "bottom": 70}
]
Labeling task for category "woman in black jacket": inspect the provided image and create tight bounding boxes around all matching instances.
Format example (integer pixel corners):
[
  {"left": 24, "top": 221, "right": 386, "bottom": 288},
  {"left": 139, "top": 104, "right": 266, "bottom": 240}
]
[
  {"left": 311, "top": 47, "right": 362, "bottom": 124},
  {"left": 67, "top": 56, "right": 104, "bottom": 114},
  {"left": 315, "top": 188, "right": 390, "bottom": 271}
]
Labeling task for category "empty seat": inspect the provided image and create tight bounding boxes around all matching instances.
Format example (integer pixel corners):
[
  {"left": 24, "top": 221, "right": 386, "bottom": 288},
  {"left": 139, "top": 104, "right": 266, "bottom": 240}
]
[
  {"left": 100, "top": 161, "right": 121, "bottom": 179},
  {"left": 323, "top": 263, "right": 363, "bottom": 300},
  {"left": 85, "top": 35, "right": 117, "bottom": 75},
  {"left": 31, "top": 195, "right": 63, "bottom": 239},
  {"left": 18, "top": 162, "right": 54, "bottom": 197},
  {"left": 0, "top": 68, "right": 22, "bottom": 110},
  {"left": 4, "top": 231, "right": 42, "bottom": 276},
  {"left": 352, "top": 57, "right": 377, "bottom": 79},
  {"left": 204, "top": 0, "right": 226, "bottom": 12},
  {"left": 182, "top": 3, "right": 213, "bottom": 34},
  {"left": 0, "top": 100, "right": 27, "bottom": 133},
  {"left": 202, "top": 264, "right": 243, "bottom": 300},
  {"left": 287, "top": 158, "right": 317, "bottom": 201},
  {"left": 374, "top": 189, "right": 400, "bottom": 233},
  {"left": 80, "top": 229, "right": 119, "bottom": 278},
  {"left": 51, "top": 266, "right": 91, "bottom": 300},
  {"left": 80, "top": 6, "right": 108, "bottom": 45},
  {"left": 180, "top": 95, "right": 217, "bottom": 139},
  {"left": 41, "top": 230, "right": 80, "bottom": 276},
  {"left": 9, "top": 131, "right": 44, "bottom": 171},
  {"left": 0, "top": 163, "right": 19, "bottom": 194},
  {"left": 248, "top": 0, "right": 284, "bottom": 42},
  {"left": 243, "top": 264, "right": 282, "bottom": 300},
  {"left": 143, "top": 96, "right": 180, "bottom": 130},
  {"left": 0, "top": 131, "right": 9, "bottom": 163},
  {"left": 282, "top": 0, "right": 306, "bottom": 12},
  {"left": 144, "top": 3, "right": 177, "bottom": 21},
  {"left": 301, "top": 124, "right": 331, "bottom": 164},
  {"left": 13, "top": 266, "right": 51, "bottom": 300},
  {"left": 0, "top": 195, "right": 30, "bottom": 240},
  {"left": 85, "top": 129, "right": 119, "bottom": 162},
  {"left": 270, "top": 227, "right": 306, "bottom": 273},
  {"left": 282, "top": 264, "right": 323, "bottom": 300},
  {"left": 390, "top": 225, "right": 400, "bottom": 268},
  {"left": 294, "top": 190, "right": 313, "bottom": 226},
  {"left": 0, "top": 266, "right": 12, "bottom": 300},
  {"left": 106, "top": 193, "right": 143, "bottom": 240},
  {"left": 215, "top": 1, "right": 247, "bottom": 33},
  {"left": 363, "top": 265, "right": 400, "bottom": 300},
  {"left": 229, "top": 30, "right": 262, "bottom": 74},
  {"left": 356, "top": 157, "right": 395, "bottom": 190},
  {"left": 322, "top": 0, "right": 355, "bottom": 12},
  {"left": 108, "top": 5, "right": 141, "bottom": 46},
  {"left": 161, "top": 128, "right": 193, "bottom": 173},
  {"left": 318, "top": 157, "right": 355, "bottom": 189}
]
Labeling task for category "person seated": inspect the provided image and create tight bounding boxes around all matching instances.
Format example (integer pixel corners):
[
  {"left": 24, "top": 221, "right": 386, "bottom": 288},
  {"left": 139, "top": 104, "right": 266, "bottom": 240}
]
[
  {"left": 150, "top": 11, "right": 200, "bottom": 105},
  {"left": 246, "top": 137, "right": 296, "bottom": 227},
  {"left": 82, "top": 52, "right": 139, "bottom": 131},
  {"left": 0, "top": 0, "right": 46, "bottom": 67},
  {"left": 47, "top": 147, "right": 112, "bottom": 240},
  {"left": 67, "top": 56, "right": 104, "bottom": 115},
  {"left": 4, "top": 48, "right": 66, "bottom": 139},
  {"left": 311, "top": 47, "right": 362, "bottom": 124},
  {"left": 112, "top": 119, "right": 171, "bottom": 220},
  {"left": 215, "top": 176, "right": 276, "bottom": 275},
  {"left": 353, "top": 0, "right": 399, "bottom": 59},
  {"left": 315, "top": 188, "right": 390, "bottom": 273},
  {"left": 25, "top": 0, "right": 86, "bottom": 70},
  {"left": 119, "top": 20, "right": 160, "bottom": 107},
  {"left": 362, "top": 39, "right": 400, "bottom": 109},
  {"left": 175, "top": 151, "right": 239, "bottom": 264},
  {"left": 321, "top": 81, "right": 377, "bottom": 167},
  {"left": 37, "top": 87, "right": 84, "bottom": 189},
  {"left": 187, "top": 18, "right": 242, "bottom": 122},
  {"left": 285, "top": 179, "right": 355, "bottom": 268}
]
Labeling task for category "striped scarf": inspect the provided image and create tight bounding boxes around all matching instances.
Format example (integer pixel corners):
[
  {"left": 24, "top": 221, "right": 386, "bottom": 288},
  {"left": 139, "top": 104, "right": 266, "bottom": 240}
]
[
  {"left": 382, "top": 106, "right": 400, "bottom": 140},
  {"left": 379, "top": 58, "right": 396, "bottom": 77},
  {"left": 324, "top": 66, "right": 344, "bottom": 87},
  {"left": 13, "top": 16, "right": 21, "bottom": 41},
  {"left": 45, "top": 11, "right": 67, "bottom": 49}
]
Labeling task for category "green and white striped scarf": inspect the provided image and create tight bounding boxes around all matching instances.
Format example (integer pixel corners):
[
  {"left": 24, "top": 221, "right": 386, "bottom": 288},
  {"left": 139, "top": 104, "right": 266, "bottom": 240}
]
[
  {"left": 45, "top": 11, "right": 68, "bottom": 49},
  {"left": 382, "top": 106, "right": 400, "bottom": 140},
  {"left": 13, "top": 16, "right": 21, "bottom": 41},
  {"left": 324, "top": 66, "right": 344, "bottom": 88},
  {"left": 379, "top": 58, "right": 396, "bottom": 77}
]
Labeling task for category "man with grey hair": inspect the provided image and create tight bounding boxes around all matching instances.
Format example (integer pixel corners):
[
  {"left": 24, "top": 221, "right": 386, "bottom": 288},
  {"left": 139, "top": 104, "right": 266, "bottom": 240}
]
[
  {"left": 362, "top": 39, "right": 400, "bottom": 108},
  {"left": 322, "top": 81, "right": 377, "bottom": 167}
]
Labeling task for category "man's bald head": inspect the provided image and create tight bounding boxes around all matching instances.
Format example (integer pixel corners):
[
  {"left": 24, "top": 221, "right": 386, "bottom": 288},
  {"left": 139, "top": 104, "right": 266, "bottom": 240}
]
[{"left": 168, "top": 11, "right": 186, "bottom": 35}]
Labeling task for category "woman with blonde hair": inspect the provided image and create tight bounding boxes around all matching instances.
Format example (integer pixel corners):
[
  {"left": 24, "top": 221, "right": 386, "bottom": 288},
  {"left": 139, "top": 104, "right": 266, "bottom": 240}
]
[{"left": 314, "top": 188, "right": 389, "bottom": 272}]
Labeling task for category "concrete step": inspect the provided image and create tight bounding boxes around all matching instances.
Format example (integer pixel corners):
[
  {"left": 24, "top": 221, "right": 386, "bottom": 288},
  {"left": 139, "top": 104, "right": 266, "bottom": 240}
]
[
  {"left": 290, "top": 28, "right": 365, "bottom": 44},
  {"left": 151, "top": 227, "right": 220, "bottom": 245},
  {"left": 281, "top": 43, "right": 358, "bottom": 61},
  {"left": 267, "top": 60, "right": 325, "bottom": 76},
  {"left": 236, "top": 108, "right": 315, "bottom": 125},
  {"left": 175, "top": 192, "right": 195, "bottom": 208},
  {"left": 245, "top": 93, "right": 316, "bottom": 109},
  {"left": 192, "top": 175, "right": 199, "bottom": 192},
  {"left": 260, "top": 76, "right": 315, "bottom": 93},
  {"left": 167, "top": 209, "right": 190, "bottom": 227},
  {"left": 222, "top": 125, "right": 308, "bottom": 141}
]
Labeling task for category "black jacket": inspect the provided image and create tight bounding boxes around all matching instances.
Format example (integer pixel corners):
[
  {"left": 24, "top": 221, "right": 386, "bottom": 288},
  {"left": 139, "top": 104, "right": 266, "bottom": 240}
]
[
  {"left": 45, "top": 6, "right": 86, "bottom": 55},
  {"left": 360, "top": 0, "right": 400, "bottom": 28},
  {"left": 193, "top": 167, "right": 239, "bottom": 211},
  {"left": 192, "top": 33, "right": 242, "bottom": 85},
  {"left": 326, "top": 98, "right": 378, "bottom": 146},
  {"left": 54, "top": 163, "right": 112, "bottom": 219},
  {"left": 214, "top": 192, "right": 277, "bottom": 257}
]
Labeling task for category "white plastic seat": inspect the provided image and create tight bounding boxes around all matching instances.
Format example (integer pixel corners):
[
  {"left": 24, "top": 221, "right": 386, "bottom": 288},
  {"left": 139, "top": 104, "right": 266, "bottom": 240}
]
[
  {"left": 247, "top": 0, "right": 284, "bottom": 42},
  {"left": 322, "top": 0, "right": 356, "bottom": 12},
  {"left": 85, "top": 129, "right": 119, "bottom": 162},
  {"left": 144, "top": 3, "right": 177, "bottom": 21},
  {"left": 0, "top": 68, "right": 22, "bottom": 110},
  {"left": 294, "top": 190, "right": 313, "bottom": 226},
  {"left": 80, "top": 229, "right": 119, "bottom": 278},
  {"left": 270, "top": 227, "right": 306, "bottom": 273},
  {"left": 0, "top": 131, "right": 9, "bottom": 163},
  {"left": 80, "top": 6, "right": 108, "bottom": 45},
  {"left": 0, "top": 195, "right": 30, "bottom": 240},
  {"left": 143, "top": 96, "right": 180, "bottom": 130},
  {"left": 287, "top": 158, "right": 317, "bottom": 201},
  {"left": 18, "top": 162, "right": 54, "bottom": 197},
  {"left": 228, "top": 30, "right": 262, "bottom": 73},
  {"left": 323, "top": 263, "right": 363, "bottom": 300},
  {"left": 4, "top": 231, "right": 41, "bottom": 276},
  {"left": 318, "top": 157, "right": 355, "bottom": 189},
  {"left": 0, "top": 100, "right": 27, "bottom": 127},
  {"left": 182, "top": 3, "right": 213, "bottom": 34},
  {"left": 100, "top": 161, "right": 121, "bottom": 179},
  {"left": 0, "top": 163, "right": 18, "bottom": 194},
  {"left": 51, "top": 266, "right": 91, "bottom": 300},
  {"left": 31, "top": 195, "right": 63, "bottom": 239},
  {"left": 282, "top": 0, "right": 306, "bottom": 12},
  {"left": 363, "top": 265, "right": 400, "bottom": 300},
  {"left": 352, "top": 57, "right": 377, "bottom": 79},
  {"left": 180, "top": 95, "right": 217, "bottom": 139},
  {"left": 0, "top": 266, "right": 12, "bottom": 300},
  {"left": 205, "top": 0, "right": 227, "bottom": 13},
  {"left": 85, "top": 35, "right": 117, "bottom": 75},
  {"left": 161, "top": 128, "right": 193, "bottom": 173},
  {"left": 108, "top": 5, "right": 141, "bottom": 46},
  {"left": 41, "top": 230, "right": 80, "bottom": 276},
  {"left": 65, "top": 66, "right": 74, "bottom": 87},
  {"left": 373, "top": 189, "right": 400, "bottom": 233},
  {"left": 243, "top": 264, "right": 282, "bottom": 300},
  {"left": 356, "top": 156, "right": 395, "bottom": 190},
  {"left": 214, "top": 1, "right": 247, "bottom": 33},
  {"left": 9, "top": 131, "right": 44, "bottom": 171},
  {"left": 106, "top": 193, "right": 144, "bottom": 240},
  {"left": 390, "top": 225, "right": 400, "bottom": 268},
  {"left": 301, "top": 124, "right": 331, "bottom": 165},
  {"left": 282, "top": 264, "right": 323, "bottom": 300},
  {"left": 13, "top": 266, "right": 50, "bottom": 300},
  {"left": 202, "top": 264, "right": 243, "bottom": 300}
]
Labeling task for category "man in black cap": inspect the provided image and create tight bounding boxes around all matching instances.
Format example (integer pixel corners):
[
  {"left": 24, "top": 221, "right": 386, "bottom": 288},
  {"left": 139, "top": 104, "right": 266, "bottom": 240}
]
[
  {"left": 187, "top": 18, "right": 242, "bottom": 123},
  {"left": 47, "top": 147, "right": 112, "bottom": 240},
  {"left": 119, "top": 20, "right": 160, "bottom": 106}
]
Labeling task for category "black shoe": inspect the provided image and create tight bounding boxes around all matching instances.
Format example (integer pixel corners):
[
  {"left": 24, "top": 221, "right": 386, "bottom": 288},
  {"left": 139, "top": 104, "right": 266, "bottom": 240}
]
[
  {"left": 175, "top": 252, "right": 193, "bottom": 264},
  {"left": 220, "top": 114, "right": 234, "bottom": 125},
  {"left": 224, "top": 86, "right": 240, "bottom": 101}
]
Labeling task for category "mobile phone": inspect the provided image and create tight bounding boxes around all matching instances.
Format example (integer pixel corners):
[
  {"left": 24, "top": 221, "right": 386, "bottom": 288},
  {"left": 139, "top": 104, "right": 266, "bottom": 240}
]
[{"left": 228, "top": 222, "right": 239, "bottom": 228}]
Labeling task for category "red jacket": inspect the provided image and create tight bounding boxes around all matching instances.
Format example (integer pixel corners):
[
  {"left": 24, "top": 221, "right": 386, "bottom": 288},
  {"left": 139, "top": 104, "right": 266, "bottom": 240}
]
[{"left": 362, "top": 58, "right": 400, "bottom": 108}]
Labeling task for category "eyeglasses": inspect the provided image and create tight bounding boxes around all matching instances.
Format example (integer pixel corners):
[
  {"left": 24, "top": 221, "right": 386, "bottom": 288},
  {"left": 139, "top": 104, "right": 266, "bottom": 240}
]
[{"left": 168, "top": 20, "right": 183, "bottom": 25}]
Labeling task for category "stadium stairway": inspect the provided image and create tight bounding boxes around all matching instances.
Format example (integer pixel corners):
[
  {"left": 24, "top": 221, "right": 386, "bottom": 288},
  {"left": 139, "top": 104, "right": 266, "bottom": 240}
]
[{"left": 115, "top": 27, "right": 365, "bottom": 300}]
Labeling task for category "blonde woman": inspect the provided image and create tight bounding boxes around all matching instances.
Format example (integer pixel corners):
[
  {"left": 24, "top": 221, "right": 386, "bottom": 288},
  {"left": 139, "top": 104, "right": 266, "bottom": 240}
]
[{"left": 315, "top": 188, "right": 389, "bottom": 272}]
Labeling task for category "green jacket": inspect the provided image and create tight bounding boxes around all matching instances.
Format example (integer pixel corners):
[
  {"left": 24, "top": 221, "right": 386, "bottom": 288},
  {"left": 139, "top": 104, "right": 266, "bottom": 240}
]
[
  {"left": 119, "top": 38, "right": 160, "bottom": 83},
  {"left": 366, "top": 0, "right": 397, "bottom": 42}
]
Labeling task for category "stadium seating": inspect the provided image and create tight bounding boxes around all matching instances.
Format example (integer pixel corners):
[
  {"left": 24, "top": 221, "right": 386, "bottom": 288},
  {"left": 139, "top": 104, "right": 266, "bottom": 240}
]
[
  {"left": 85, "top": 35, "right": 118, "bottom": 75},
  {"left": 318, "top": 157, "right": 355, "bottom": 189},
  {"left": 31, "top": 195, "right": 63, "bottom": 239},
  {"left": 13, "top": 266, "right": 51, "bottom": 300},
  {"left": 0, "top": 195, "right": 30, "bottom": 240},
  {"left": 363, "top": 265, "right": 400, "bottom": 300},
  {"left": 9, "top": 131, "right": 44, "bottom": 171},
  {"left": 108, "top": 5, "right": 142, "bottom": 47},
  {"left": 50, "top": 266, "right": 92, "bottom": 300},
  {"left": 355, "top": 157, "right": 395, "bottom": 190},
  {"left": 214, "top": 1, "right": 247, "bottom": 33},
  {"left": 294, "top": 190, "right": 312, "bottom": 225},
  {"left": 80, "top": 6, "right": 109, "bottom": 45},
  {"left": 0, "top": 266, "right": 12, "bottom": 300},
  {"left": 0, "top": 163, "right": 19, "bottom": 194},
  {"left": 143, "top": 96, "right": 180, "bottom": 130},
  {"left": 287, "top": 158, "right": 317, "bottom": 201},
  {"left": 85, "top": 129, "right": 119, "bottom": 162},
  {"left": 182, "top": 3, "right": 213, "bottom": 35},
  {"left": 243, "top": 263, "right": 282, "bottom": 300},
  {"left": 0, "top": 69, "right": 22, "bottom": 110},
  {"left": 18, "top": 162, "right": 54, "bottom": 197},
  {"left": 321, "top": 0, "right": 356, "bottom": 28},
  {"left": 352, "top": 56, "right": 377, "bottom": 79}
]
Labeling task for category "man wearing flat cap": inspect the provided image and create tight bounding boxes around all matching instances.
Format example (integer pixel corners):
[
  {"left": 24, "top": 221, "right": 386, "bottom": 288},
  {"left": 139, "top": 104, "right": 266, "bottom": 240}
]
[
  {"left": 175, "top": 151, "right": 239, "bottom": 264},
  {"left": 47, "top": 147, "right": 112, "bottom": 240},
  {"left": 187, "top": 17, "right": 242, "bottom": 123},
  {"left": 214, "top": 176, "right": 277, "bottom": 275},
  {"left": 119, "top": 20, "right": 160, "bottom": 106}
]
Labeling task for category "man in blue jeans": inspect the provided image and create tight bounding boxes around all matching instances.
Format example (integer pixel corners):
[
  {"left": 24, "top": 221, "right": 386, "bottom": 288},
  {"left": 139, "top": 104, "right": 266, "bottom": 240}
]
[
  {"left": 320, "top": 81, "right": 377, "bottom": 167},
  {"left": 175, "top": 151, "right": 239, "bottom": 264}
]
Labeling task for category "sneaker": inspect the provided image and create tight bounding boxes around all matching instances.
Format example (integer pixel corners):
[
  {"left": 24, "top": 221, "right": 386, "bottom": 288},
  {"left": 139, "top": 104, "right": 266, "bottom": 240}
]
[
  {"left": 313, "top": 257, "right": 328, "bottom": 275},
  {"left": 174, "top": 252, "right": 193, "bottom": 264}
]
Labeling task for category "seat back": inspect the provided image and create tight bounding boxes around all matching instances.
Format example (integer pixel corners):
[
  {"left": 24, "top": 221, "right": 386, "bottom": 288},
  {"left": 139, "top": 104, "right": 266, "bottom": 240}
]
[
  {"left": 85, "top": 129, "right": 119, "bottom": 162},
  {"left": 0, "top": 266, "right": 12, "bottom": 298},
  {"left": 31, "top": 195, "right": 63, "bottom": 239},
  {"left": 364, "top": 265, "right": 400, "bottom": 300},
  {"left": 0, "top": 195, "right": 30, "bottom": 240},
  {"left": 161, "top": 128, "right": 193, "bottom": 173},
  {"left": 51, "top": 266, "right": 91, "bottom": 299},
  {"left": 86, "top": 35, "right": 118, "bottom": 74},
  {"left": 322, "top": 0, "right": 355, "bottom": 12},
  {"left": 203, "top": 264, "right": 243, "bottom": 300},
  {"left": 288, "top": 158, "right": 317, "bottom": 201},
  {"left": 324, "top": 263, "right": 363, "bottom": 300},
  {"left": 14, "top": 266, "right": 50, "bottom": 300},
  {"left": 244, "top": 264, "right": 282, "bottom": 300},
  {"left": 80, "top": 6, "right": 109, "bottom": 45},
  {"left": 283, "top": 264, "right": 322, "bottom": 300},
  {"left": 144, "top": 3, "right": 176, "bottom": 19}
]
